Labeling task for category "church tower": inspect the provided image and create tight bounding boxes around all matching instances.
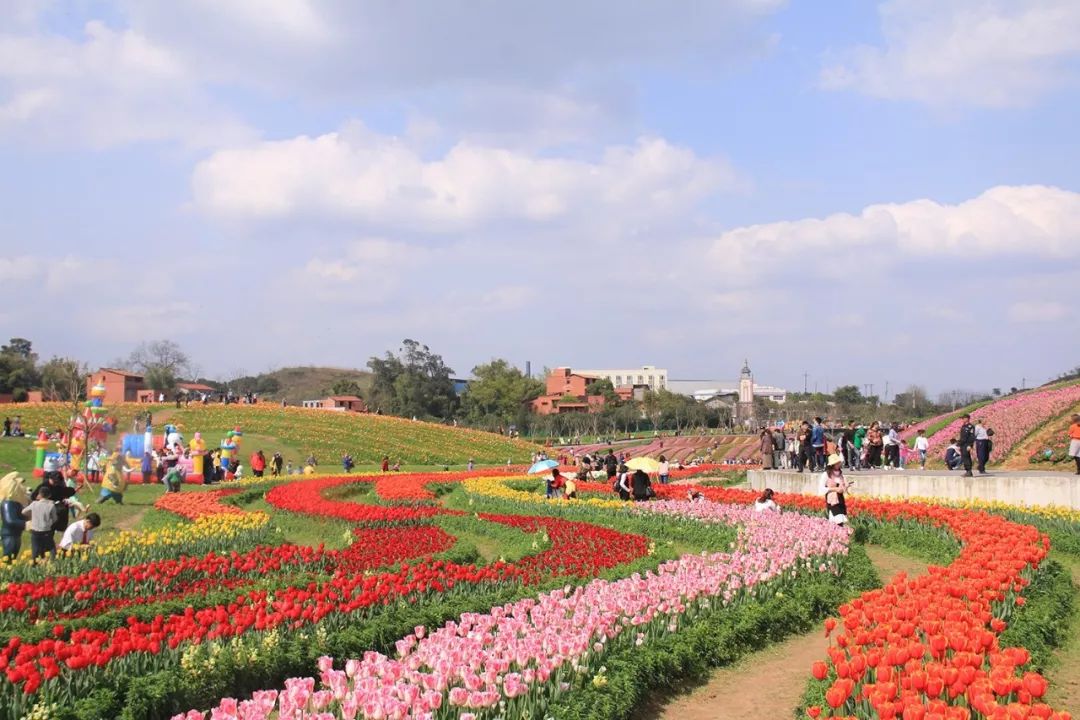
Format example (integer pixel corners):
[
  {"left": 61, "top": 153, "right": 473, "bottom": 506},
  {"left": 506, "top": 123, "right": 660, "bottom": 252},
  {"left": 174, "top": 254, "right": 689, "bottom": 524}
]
[{"left": 737, "top": 359, "right": 755, "bottom": 425}]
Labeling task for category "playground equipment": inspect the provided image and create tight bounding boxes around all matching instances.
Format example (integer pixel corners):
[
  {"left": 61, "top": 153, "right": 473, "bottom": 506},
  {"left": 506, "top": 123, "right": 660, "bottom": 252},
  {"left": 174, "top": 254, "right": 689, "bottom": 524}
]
[{"left": 33, "top": 383, "right": 117, "bottom": 477}]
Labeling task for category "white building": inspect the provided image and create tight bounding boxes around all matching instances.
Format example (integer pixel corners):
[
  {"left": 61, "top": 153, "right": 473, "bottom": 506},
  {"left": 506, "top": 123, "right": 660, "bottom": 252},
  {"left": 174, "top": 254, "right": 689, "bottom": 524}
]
[
  {"left": 668, "top": 362, "right": 787, "bottom": 404},
  {"left": 574, "top": 365, "right": 668, "bottom": 390}
]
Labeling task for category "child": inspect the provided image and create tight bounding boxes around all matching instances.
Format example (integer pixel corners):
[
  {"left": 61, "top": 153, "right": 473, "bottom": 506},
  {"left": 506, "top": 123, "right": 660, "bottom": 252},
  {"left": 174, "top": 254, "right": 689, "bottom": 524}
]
[
  {"left": 60, "top": 513, "right": 101, "bottom": 552},
  {"left": 914, "top": 429, "right": 929, "bottom": 470},
  {"left": 162, "top": 466, "right": 185, "bottom": 493},
  {"left": 22, "top": 486, "right": 57, "bottom": 560},
  {"left": 233, "top": 464, "right": 244, "bottom": 480}
]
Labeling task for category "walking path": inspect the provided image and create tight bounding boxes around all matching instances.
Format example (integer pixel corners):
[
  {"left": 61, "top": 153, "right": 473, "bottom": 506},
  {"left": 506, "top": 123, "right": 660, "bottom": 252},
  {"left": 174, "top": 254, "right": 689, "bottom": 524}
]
[{"left": 633, "top": 546, "right": 928, "bottom": 720}]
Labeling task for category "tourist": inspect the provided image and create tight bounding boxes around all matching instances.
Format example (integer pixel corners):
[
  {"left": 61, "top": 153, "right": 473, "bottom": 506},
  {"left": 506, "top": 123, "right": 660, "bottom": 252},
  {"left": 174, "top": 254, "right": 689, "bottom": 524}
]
[
  {"left": 944, "top": 439, "right": 963, "bottom": 470},
  {"left": 616, "top": 465, "right": 632, "bottom": 501},
  {"left": 22, "top": 486, "right": 57, "bottom": 560},
  {"left": 163, "top": 465, "right": 185, "bottom": 492},
  {"left": 342, "top": 453, "right": 354, "bottom": 473},
  {"left": 886, "top": 424, "right": 903, "bottom": 469},
  {"left": 286, "top": 461, "right": 294, "bottom": 475},
  {"left": 564, "top": 473, "right": 577, "bottom": 499},
  {"left": 631, "top": 469, "right": 653, "bottom": 501},
  {"left": 786, "top": 433, "right": 798, "bottom": 470},
  {"left": 811, "top": 417, "right": 826, "bottom": 471},
  {"left": 2, "top": 417, "right": 9, "bottom": 437},
  {"left": 549, "top": 469, "right": 566, "bottom": 499},
  {"left": 914, "top": 429, "right": 929, "bottom": 470},
  {"left": 657, "top": 455, "right": 670, "bottom": 484},
  {"left": 305, "top": 453, "right": 318, "bottom": 468},
  {"left": 98, "top": 453, "right": 127, "bottom": 504},
  {"left": 974, "top": 419, "right": 990, "bottom": 474},
  {"left": 85, "top": 448, "right": 102, "bottom": 486},
  {"left": 1068, "top": 414, "right": 1080, "bottom": 475},
  {"left": 251, "top": 450, "right": 266, "bottom": 477},
  {"left": 819, "top": 454, "right": 849, "bottom": 526},
  {"left": 381, "top": 456, "right": 390, "bottom": 472},
  {"left": 796, "top": 421, "right": 813, "bottom": 472},
  {"left": 35, "top": 473, "right": 75, "bottom": 536},
  {"left": 754, "top": 488, "right": 779, "bottom": 513},
  {"left": 467, "top": 458, "right": 474, "bottom": 472},
  {"left": 11, "top": 416, "right": 22, "bottom": 437},
  {"left": 271, "top": 452, "right": 283, "bottom": 477},
  {"left": 686, "top": 489, "right": 705, "bottom": 503},
  {"left": 604, "top": 449, "right": 618, "bottom": 481},
  {"left": 865, "top": 422, "right": 884, "bottom": 469},
  {"left": 0, "top": 471, "right": 28, "bottom": 560},
  {"left": 759, "top": 427, "right": 775, "bottom": 469},
  {"left": 957, "top": 414, "right": 976, "bottom": 477},
  {"left": 60, "top": 512, "right": 100, "bottom": 552}
]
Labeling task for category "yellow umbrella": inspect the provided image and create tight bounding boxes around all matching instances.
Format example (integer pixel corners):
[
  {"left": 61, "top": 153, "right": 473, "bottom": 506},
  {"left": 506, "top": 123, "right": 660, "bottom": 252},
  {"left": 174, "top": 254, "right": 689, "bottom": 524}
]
[{"left": 625, "top": 456, "right": 660, "bottom": 473}]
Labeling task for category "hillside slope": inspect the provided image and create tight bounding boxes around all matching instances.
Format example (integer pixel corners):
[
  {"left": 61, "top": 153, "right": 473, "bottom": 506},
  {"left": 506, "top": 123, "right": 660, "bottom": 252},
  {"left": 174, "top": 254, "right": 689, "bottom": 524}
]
[{"left": 259, "top": 366, "right": 373, "bottom": 404}]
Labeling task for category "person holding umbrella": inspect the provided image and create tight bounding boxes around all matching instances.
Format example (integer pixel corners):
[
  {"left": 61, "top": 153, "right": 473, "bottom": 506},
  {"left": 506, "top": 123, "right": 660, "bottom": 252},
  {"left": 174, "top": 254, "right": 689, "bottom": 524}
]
[{"left": 527, "top": 458, "right": 559, "bottom": 497}]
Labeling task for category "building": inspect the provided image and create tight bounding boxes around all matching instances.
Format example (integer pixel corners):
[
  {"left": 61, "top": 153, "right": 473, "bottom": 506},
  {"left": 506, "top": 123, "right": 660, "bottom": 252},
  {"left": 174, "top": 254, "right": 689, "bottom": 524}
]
[
  {"left": 301, "top": 395, "right": 368, "bottom": 412},
  {"left": 574, "top": 366, "right": 668, "bottom": 391},
  {"left": 667, "top": 362, "right": 787, "bottom": 406},
  {"left": 87, "top": 368, "right": 146, "bottom": 404},
  {"left": 531, "top": 368, "right": 609, "bottom": 415},
  {"left": 177, "top": 382, "right": 215, "bottom": 397}
]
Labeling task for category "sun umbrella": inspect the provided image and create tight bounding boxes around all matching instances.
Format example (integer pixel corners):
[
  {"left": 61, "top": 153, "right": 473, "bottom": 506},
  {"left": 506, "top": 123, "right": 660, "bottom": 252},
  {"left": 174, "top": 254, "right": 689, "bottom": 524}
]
[
  {"left": 527, "top": 459, "right": 559, "bottom": 474},
  {"left": 625, "top": 456, "right": 660, "bottom": 473}
]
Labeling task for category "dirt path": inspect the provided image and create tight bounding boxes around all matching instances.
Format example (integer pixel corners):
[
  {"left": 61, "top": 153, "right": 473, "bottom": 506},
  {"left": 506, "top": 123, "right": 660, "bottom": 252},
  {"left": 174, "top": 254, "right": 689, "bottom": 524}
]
[
  {"left": 1045, "top": 556, "right": 1080, "bottom": 716},
  {"left": 633, "top": 547, "right": 928, "bottom": 720}
]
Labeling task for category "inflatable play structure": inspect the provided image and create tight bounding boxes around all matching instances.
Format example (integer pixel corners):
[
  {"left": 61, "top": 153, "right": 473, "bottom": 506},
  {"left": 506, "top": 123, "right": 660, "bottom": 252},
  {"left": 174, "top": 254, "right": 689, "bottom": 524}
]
[{"left": 31, "top": 384, "right": 242, "bottom": 486}]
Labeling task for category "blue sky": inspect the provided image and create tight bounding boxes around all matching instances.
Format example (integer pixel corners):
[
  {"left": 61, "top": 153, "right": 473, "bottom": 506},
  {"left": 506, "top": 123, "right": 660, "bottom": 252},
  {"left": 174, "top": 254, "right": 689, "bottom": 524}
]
[{"left": 1, "top": 0, "right": 1078, "bottom": 398}]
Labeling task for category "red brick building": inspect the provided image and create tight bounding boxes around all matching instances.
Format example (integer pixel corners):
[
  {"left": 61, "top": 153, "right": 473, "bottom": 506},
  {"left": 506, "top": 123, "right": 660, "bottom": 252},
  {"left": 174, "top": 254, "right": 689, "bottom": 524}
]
[
  {"left": 302, "top": 395, "right": 368, "bottom": 412},
  {"left": 531, "top": 368, "right": 609, "bottom": 415},
  {"left": 87, "top": 368, "right": 146, "bottom": 404}
]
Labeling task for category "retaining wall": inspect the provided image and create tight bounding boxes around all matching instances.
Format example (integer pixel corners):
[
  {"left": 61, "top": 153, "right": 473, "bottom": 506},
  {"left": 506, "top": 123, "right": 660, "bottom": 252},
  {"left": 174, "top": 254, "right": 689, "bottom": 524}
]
[{"left": 747, "top": 469, "right": 1080, "bottom": 510}]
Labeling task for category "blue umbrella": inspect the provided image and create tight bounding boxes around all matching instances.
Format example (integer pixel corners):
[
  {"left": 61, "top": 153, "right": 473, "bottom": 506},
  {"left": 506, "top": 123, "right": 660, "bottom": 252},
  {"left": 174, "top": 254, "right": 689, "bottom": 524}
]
[{"left": 527, "top": 459, "right": 559, "bottom": 474}]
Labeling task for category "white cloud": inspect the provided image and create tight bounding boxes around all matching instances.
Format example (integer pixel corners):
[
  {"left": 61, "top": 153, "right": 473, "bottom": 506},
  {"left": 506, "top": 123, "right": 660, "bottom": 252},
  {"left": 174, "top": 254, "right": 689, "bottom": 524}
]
[
  {"left": 192, "top": 124, "right": 740, "bottom": 232},
  {"left": 821, "top": 0, "right": 1080, "bottom": 107},
  {"left": 0, "top": 256, "right": 41, "bottom": 282},
  {"left": 708, "top": 185, "right": 1080, "bottom": 279},
  {"left": 1008, "top": 301, "right": 1068, "bottom": 323},
  {"left": 0, "top": 20, "right": 252, "bottom": 148}
]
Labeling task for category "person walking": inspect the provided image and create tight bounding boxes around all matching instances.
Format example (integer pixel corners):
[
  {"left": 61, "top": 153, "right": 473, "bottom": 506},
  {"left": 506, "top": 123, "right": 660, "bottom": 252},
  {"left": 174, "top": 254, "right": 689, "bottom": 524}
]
[
  {"left": 797, "top": 421, "right": 813, "bottom": 473},
  {"left": 974, "top": 419, "right": 990, "bottom": 474},
  {"left": 914, "top": 429, "right": 929, "bottom": 470},
  {"left": 957, "top": 413, "right": 976, "bottom": 477},
  {"left": 98, "top": 453, "right": 128, "bottom": 505},
  {"left": 1068, "top": 414, "right": 1080, "bottom": 475},
  {"left": 657, "top": 455, "right": 670, "bottom": 485},
  {"left": 251, "top": 450, "right": 266, "bottom": 478}
]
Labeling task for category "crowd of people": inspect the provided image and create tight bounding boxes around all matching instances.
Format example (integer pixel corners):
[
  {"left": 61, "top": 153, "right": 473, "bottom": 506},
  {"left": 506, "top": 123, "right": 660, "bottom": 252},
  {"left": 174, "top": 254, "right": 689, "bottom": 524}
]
[
  {"left": 757, "top": 416, "right": 998, "bottom": 477},
  {"left": 1, "top": 468, "right": 105, "bottom": 562}
]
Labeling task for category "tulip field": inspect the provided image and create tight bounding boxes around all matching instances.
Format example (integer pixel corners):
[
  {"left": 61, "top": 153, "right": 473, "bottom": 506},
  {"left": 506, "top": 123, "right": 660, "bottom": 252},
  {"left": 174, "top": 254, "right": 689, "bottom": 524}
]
[
  {"left": 0, "top": 458, "right": 1077, "bottom": 720},
  {"left": 904, "top": 381, "right": 1080, "bottom": 467}
]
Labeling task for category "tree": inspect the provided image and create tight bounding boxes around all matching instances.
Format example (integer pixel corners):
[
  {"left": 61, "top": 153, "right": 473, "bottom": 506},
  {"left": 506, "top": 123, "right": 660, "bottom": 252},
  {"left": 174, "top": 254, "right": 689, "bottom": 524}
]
[
  {"left": 123, "top": 340, "right": 192, "bottom": 378},
  {"left": 892, "top": 385, "right": 933, "bottom": 415},
  {"left": 367, "top": 339, "right": 458, "bottom": 420},
  {"left": 0, "top": 337, "right": 41, "bottom": 400},
  {"left": 461, "top": 360, "right": 543, "bottom": 427},
  {"left": 39, "top": 357, "right": 88, "bottom": 403},
  {"left": 144, "top": 366, "right": 177, "bottom": 396},
  {"left": 586, "top": 378, "right": 619, "bottom": 403},
  {"left": 329, "top": 379, "right": 365, "bottom": 397},
  {"left": 832, "top": 385, "right": 863, "bottom": 405}
]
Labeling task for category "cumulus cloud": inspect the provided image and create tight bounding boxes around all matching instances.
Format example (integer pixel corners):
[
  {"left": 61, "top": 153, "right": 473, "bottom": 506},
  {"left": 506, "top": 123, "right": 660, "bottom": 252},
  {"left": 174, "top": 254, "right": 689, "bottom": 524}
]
[
  {"left": 708, "top": 185, "right": 1080, "bottom": 279},
  {"left": 0, "top": 20, "right": 252, "bottom": 148},
  {"left": 192, "top": 124, "right": 740, "bottom": 232},
  {"left": 820, "top": 0, "right": 1080, "bottom": 107}
]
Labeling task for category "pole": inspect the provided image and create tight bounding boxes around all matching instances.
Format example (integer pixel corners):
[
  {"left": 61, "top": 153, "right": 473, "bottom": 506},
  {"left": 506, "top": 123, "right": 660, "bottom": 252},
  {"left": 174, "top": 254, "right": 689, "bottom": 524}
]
[{"left": 803, "top": 372, "right": 808, "bottom": 394}]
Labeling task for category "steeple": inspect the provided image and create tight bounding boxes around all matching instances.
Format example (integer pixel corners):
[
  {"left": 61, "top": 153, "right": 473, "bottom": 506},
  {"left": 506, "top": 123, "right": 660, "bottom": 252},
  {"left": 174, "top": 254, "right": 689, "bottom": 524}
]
[{"left": 741, "top": 359, "right": 751, "bottom": 377}]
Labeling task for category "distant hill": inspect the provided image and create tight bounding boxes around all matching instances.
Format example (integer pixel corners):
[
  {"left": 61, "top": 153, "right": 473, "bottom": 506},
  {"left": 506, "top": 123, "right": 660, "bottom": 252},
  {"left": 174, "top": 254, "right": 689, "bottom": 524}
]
[{"left": 240, "top": 366, "right": 373, "bottom": 405}]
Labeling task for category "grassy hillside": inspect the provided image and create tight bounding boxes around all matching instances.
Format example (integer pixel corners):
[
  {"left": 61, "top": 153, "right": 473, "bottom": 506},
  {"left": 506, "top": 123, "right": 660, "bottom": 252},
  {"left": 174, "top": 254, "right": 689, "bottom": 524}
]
[{"left": 0, "top": 403, "right": 541, "bottom": 473}]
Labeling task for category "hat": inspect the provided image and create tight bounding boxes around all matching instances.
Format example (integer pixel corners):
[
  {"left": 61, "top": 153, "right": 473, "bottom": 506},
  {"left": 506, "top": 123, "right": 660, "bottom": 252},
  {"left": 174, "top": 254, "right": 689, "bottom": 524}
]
[{"left": 826, "top": 453, "right": 843, "bottom": 467}]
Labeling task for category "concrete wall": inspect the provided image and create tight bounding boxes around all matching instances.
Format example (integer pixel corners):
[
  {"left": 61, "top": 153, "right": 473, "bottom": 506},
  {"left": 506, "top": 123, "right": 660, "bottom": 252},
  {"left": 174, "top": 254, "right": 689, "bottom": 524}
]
[{"left": 748, "top": 469, "right": 1080, "bottom": 510}]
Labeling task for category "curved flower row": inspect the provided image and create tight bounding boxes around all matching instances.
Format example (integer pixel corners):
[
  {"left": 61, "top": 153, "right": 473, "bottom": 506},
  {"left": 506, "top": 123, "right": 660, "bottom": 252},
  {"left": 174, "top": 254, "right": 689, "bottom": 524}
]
[
  {"left": 463, "top": 476, "right": 1067, "bottom": 719},
  {"left": 917, "top": 383, "right": 1080, "bottom": 462},
  {"left": 177, "top": 501, "right": 848, "bottom": 720}
]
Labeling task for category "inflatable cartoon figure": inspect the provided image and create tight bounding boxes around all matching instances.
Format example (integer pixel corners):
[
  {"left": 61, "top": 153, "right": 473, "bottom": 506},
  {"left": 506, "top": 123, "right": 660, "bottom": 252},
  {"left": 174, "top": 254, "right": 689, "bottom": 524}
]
[
  {"left": 165, "top": 424, "right": 184, "bottom": 450},
  {"left": 0, "top": 472, "right": 31, "bottom": 559},
  {"left": 190, "top": 432, "right": 207, "bottom": 477}
]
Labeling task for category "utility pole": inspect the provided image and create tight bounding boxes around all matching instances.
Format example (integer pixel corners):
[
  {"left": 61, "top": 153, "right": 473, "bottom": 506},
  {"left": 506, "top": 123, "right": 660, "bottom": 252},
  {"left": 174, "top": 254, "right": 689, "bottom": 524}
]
[
  {"left": 1021, "top": 377, "right": 1026, "bottom": 390},
  {"left": 868, "top": 383, "right": 874, "bottom": 400},
  {"left": 803, "top": 372, "right": 809, "bottom": 394},
  {"left": 884, "top": 381, "right": 889, "bottom": 404}
]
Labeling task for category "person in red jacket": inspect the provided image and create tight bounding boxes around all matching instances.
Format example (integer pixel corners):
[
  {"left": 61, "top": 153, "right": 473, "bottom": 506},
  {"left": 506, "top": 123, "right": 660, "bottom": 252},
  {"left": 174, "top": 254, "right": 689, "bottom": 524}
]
[{"left": 250, "top": 450, "right": 266, "bottom": 478}]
